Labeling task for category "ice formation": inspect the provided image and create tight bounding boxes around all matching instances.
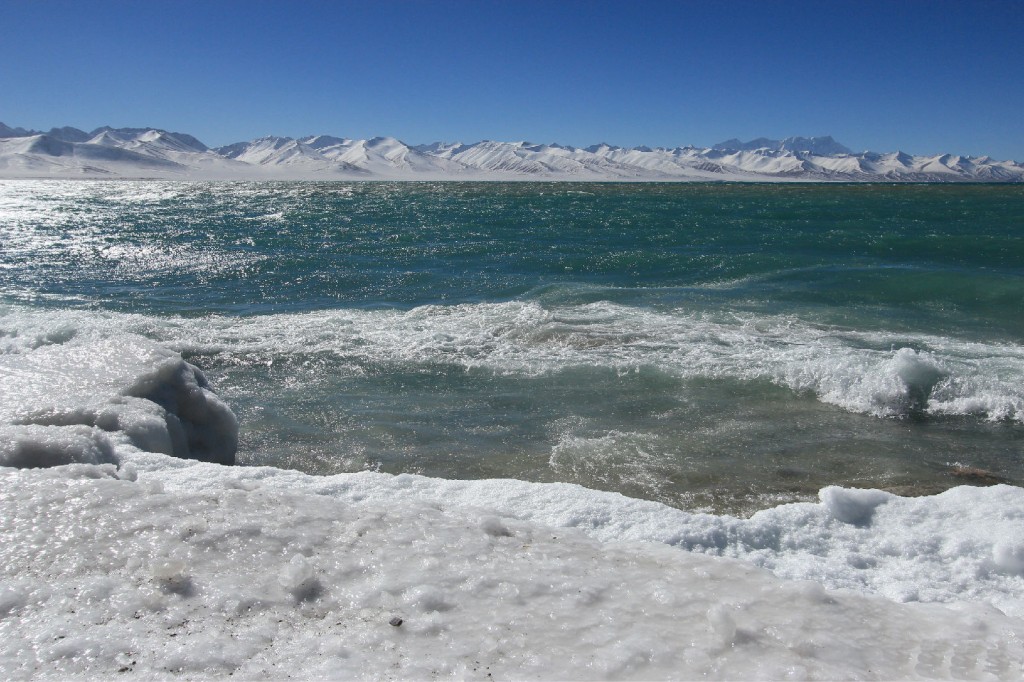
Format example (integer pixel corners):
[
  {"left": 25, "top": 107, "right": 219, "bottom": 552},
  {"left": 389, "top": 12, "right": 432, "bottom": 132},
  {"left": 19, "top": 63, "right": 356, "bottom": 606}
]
[
  {"left": 0, "top": 332, "right": 237, "bottom": 467},
  {"left": 2, "top": 457, "right": 1024, "bottom": 679}
]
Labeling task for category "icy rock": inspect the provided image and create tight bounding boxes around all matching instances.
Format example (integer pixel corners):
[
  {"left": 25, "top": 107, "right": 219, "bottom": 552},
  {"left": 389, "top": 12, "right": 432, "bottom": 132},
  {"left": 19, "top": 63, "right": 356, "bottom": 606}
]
[
  {"left": 151, "top": 559, "right": 188, "bottom": 587},
  {"left": 116, "top": 462, "right": 138, "bottom": 481},
  {"left": 125, "top": 356, "right": 237, "bottom": 464},
  {"left": 707, "top": 604, "right": 737, "bottom": 646}
]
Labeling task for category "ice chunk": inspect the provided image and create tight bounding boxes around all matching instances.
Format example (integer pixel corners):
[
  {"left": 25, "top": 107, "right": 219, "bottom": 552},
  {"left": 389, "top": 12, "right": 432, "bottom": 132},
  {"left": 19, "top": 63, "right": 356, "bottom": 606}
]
[
  {"left": 123, "top": 355, "right": 237, "bottom": 464},
  {"left": 480, "top": 515, "right": 514, "bottom": 537},
  {"left": 819, "top": 486, "right": 894, "bottom": 525},
  {"left": 0, "top": 424, "right": 117, "bottom": 468},
  {"left": 993, "top": 541, "right": 1024, "bottom": 575},
  {"left": 0, "top": 585, "right": 28, "bottom": 618},
  {"left": 403, "top": 584, "right": 454, "bottom": 613},
  {"left": 279, "top": 554, "right": 318, "bottom": 600},
  {"left": 706, "top": 605, "right": 737, "bottom": 646},
  {"left": 151, "top": 558, "right": 188, "bottom": 582},
  {"left": 151, "top": 557, "right": 192, "bottom": 596},
  {"left": 0, "top": 330, "right": 236, "bottom": 466}
]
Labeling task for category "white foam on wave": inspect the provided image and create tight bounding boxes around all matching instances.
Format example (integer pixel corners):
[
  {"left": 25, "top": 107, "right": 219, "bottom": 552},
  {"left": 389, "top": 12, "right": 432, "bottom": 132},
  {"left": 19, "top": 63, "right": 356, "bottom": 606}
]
[
  {"left": 548, "top": 428, "right": 678, "bottom": 501},
  {"left": 215, "top": 303, "right": 1024, "bottom": 422},
  {"left": 8, "top": 300, "right": 1013, "bottom": 422}
]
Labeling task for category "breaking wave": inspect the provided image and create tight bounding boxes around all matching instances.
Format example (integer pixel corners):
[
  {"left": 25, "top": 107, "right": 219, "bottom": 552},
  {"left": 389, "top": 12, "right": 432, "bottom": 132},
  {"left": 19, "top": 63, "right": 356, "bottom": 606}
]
[{"left": 2, "top": 300, "right": 1022, "bottom": 424}]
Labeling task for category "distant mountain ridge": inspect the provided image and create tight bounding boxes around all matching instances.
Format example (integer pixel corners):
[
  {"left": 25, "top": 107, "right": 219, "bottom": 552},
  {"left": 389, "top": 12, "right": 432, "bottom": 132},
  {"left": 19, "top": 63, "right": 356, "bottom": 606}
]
[
  {"left": 1, "top": 123, "right": 1021, "bottom": 182},
  {"left": 712, "top": 136, "right": 853, "bottom": 156}
]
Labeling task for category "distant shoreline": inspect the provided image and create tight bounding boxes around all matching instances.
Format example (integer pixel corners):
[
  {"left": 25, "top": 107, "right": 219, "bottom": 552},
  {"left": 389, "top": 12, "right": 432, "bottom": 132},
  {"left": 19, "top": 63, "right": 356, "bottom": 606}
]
[{"left": 4, "top": 174, "right": 1023, "bottom": 184}]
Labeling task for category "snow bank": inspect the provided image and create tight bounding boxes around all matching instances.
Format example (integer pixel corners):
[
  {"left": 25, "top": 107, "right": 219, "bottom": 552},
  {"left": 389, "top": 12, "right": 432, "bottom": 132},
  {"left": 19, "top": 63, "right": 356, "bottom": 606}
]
[
  {"left": 2, "top": 458, "right": 1023, "bottom": 680},
  {"left": 136, "top": 459, "right": 1024, "bottom": 620}
]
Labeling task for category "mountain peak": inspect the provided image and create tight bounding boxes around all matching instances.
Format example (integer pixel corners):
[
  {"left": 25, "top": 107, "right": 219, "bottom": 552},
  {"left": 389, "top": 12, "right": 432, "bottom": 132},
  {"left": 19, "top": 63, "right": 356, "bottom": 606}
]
[
  {"left": 0, "top": 122, "right": 38, "bottom": 138},
  {"left": 45, "top": 126, "right": 90, "bottom": 143},
  {"left": 300, "top": 135, "right": 351, "bottom": 149}
]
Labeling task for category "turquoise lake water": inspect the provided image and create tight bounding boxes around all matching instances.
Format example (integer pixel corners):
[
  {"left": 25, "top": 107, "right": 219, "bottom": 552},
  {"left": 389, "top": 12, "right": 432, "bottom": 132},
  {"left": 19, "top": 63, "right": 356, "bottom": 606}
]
[{"left": 1, "top": 180, "right": 1022, "bottom": 513}]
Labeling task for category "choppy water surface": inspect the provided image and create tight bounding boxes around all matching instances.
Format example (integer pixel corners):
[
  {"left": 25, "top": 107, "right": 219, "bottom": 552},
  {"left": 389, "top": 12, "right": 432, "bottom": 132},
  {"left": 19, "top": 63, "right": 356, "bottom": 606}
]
[{"left": 1, "top": 180, "right": 1022, "bottom": 513}]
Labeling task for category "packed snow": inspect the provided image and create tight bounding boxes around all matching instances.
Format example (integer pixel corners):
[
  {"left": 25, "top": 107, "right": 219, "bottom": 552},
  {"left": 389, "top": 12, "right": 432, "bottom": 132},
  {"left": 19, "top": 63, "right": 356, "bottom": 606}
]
[
  {"left": 2, "top": 310, "right": 1024, "bottom": 678},
  {"left": 2, "top": 124, "right": 1022, "bottom": 181},
  {"left": 4, "top": 459, "right": 1024, "bottom": 680}
]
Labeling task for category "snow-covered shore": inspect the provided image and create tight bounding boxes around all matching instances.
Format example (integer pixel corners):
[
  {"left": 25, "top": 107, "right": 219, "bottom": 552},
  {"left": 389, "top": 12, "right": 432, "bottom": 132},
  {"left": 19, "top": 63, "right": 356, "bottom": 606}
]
[
  {"left": 2, "top": 319, "right": 1024, "bottom": 678},
  {"left": 3, "top": 456, "right": 1023, "bottom": 680}
]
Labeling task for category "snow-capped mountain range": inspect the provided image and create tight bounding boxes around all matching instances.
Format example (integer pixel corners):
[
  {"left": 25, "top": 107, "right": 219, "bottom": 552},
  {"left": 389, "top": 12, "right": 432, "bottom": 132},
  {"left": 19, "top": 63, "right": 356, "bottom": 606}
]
[{"left": 1, "top": 123, "right": 1021, "bottom": 182}]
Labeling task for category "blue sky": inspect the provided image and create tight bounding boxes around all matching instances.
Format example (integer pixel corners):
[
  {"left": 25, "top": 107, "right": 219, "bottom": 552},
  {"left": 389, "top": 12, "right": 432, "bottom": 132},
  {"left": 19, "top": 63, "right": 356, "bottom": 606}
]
[{"left": 2, "top": 0, "right": 1022, "bottom": 159}]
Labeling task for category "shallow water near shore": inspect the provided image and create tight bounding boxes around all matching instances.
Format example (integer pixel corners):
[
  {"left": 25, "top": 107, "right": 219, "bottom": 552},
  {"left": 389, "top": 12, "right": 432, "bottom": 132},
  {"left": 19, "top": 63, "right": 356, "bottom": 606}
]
[{"left": 2, "top": 180, "right": 1022, "bottom": 514}]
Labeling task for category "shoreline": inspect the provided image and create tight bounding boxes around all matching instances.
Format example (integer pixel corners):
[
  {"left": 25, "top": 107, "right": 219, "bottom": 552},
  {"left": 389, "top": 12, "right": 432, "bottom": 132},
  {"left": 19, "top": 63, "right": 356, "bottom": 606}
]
[{"left": 3, "top": 452, "right": 1024, "bottom": 679}]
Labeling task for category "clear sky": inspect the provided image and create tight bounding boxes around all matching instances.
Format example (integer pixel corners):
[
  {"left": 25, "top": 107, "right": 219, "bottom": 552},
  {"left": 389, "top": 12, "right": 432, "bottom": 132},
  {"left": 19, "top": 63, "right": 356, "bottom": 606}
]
[{"left": 2, "top": 0, "right": 1022, "bottom": 159}]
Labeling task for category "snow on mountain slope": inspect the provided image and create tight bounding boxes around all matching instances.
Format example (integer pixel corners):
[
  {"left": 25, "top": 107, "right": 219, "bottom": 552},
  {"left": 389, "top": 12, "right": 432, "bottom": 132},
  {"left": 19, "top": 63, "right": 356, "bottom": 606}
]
[
  {"left": 432, "top": 140, "right": 551, "bottom": 174},
  {"left": 0, "top": 134, "right": 186, "bottom": 176},
  {"left": 297, "top": 135, "right": 466, "bottom": 176},
  {"left": 217, "top": 136, "right": 310, "bottom": 165},
  {"left": 87, "top": 129, "right": 211, "bottom": 165},
  {"left": 214, "top": 136, "right": 386, "bottom": 176},
  {"left": 584, "top": 145, "right": 729, "bottom": 179},
  {"left": 0, "top": 122, "right": 1021, "bottom": 182},
  {"left": 428, "top": 140, "right": 648, "bottom": 178},
  {"left": 0, "top": 128, "right": 260, "bottom": 179},
  {"left": 134, "top": 129, "right": 208, "bottom": 153}
]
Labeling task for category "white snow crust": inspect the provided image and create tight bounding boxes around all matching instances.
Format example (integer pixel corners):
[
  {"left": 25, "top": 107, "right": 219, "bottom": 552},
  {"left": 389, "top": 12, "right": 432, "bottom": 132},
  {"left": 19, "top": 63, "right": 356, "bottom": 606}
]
[{"left": 2, "top": 457, "right": 1024, "bottom": 680}]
